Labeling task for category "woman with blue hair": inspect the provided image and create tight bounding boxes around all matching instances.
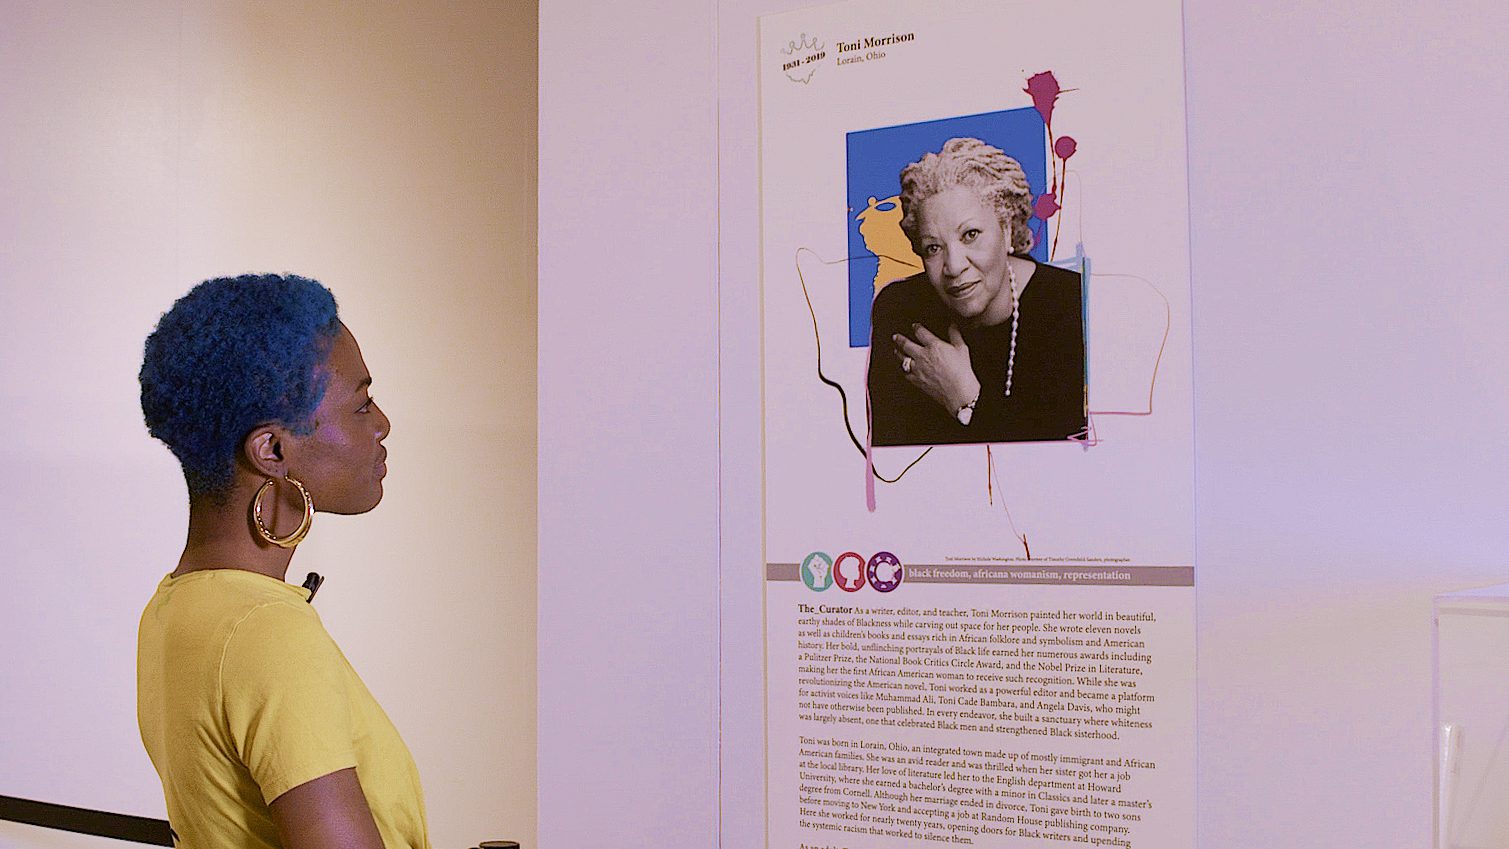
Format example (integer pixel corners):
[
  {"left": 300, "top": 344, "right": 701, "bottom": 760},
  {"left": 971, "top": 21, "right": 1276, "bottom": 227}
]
[{"left": 136, "top": 274, "right": 424, "bottom": 849}]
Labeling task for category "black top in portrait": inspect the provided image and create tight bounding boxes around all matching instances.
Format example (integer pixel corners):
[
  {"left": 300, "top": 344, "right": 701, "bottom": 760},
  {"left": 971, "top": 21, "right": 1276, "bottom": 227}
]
[{"left": 867, "top": 261, "right": 1087, "bottom": 446}]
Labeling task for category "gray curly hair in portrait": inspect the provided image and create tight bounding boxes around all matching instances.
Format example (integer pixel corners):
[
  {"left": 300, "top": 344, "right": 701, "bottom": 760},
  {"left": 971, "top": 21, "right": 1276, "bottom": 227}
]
[{"left": 898, "top": 137, "right": 1036, "bottom": 257}]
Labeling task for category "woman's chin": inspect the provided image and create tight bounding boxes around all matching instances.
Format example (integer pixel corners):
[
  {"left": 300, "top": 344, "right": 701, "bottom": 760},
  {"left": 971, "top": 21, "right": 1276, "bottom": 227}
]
[
  {"left": 946, "top": 297, "right": 985, "bottom": 320},
  {"left": 361, "top": 484, "right": 385, "bottom": 513},
  {"left": 321, "top": 486, "right": 385, "bottom": 516}
]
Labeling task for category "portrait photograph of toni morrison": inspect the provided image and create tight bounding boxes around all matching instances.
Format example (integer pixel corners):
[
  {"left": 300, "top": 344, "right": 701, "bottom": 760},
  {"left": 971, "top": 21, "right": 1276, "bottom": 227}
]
[{"left": 848, "top": 113, "right": 1088, "bottom": 448}]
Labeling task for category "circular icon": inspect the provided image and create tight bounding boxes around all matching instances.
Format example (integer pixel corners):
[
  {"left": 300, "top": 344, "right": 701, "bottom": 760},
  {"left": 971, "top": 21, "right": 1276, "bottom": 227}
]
[
  {"left": 832, "top": 551, "right": 866, "bottom": 592},
  {"left": 801, "top": 551, "right": 834, "bottom": 591},
  {"left": 867, "top": 551, "right": 903, "bottom": 592}
]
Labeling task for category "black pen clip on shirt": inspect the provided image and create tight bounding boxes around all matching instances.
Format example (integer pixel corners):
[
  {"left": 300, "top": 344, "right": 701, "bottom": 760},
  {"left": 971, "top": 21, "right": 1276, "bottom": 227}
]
[{"left": 302, "top": 572, "right": 324, "bottom": 603}]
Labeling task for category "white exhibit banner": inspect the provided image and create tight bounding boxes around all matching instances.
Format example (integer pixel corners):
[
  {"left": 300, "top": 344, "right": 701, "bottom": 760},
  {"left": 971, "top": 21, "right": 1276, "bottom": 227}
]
[{"left": 757, "top": 2, "right": 1194, "bottom": 848}]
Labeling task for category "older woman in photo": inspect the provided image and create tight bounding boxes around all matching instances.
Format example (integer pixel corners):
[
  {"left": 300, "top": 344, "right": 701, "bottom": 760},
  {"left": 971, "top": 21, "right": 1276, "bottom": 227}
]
[
  {"left": 867, "top": 137, "right": 1087, "bottom": 446},
  {"left": 136, "top": 274, "right": 427, "bottom": 849}
]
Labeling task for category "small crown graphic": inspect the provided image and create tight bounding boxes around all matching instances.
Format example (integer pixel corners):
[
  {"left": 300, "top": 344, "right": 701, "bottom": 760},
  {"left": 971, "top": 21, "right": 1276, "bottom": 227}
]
[{"left": 780, "top": 32, "right": 823, "bottom": 56}]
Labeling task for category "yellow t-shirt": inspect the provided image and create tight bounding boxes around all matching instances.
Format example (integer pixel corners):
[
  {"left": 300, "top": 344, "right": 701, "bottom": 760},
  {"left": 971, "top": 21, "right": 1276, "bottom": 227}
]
[{"left": 137, "top": 570, "right": 430, "bottom": 849}]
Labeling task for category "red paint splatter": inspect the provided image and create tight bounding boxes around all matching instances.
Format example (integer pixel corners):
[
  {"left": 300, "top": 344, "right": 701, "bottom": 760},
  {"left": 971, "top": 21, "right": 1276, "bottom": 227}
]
[
  {"left": 1033, "top": 192, "right": 1061, "bottom": 221},
  {"left": 1024, "top": 72, "right": 1061, "bottom": 129}
]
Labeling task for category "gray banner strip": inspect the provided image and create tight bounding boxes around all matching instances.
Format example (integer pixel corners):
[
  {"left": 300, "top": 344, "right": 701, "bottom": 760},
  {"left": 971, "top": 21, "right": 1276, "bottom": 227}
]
[{"left": 768, "top": 562, "right": 1193, "bottom": 587}]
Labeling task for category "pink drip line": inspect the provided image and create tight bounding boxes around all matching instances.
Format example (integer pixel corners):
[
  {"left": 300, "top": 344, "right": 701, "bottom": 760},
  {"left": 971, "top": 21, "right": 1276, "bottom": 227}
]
[{"left": 985, "top": 445, "right": 1030, "bottom": 558}]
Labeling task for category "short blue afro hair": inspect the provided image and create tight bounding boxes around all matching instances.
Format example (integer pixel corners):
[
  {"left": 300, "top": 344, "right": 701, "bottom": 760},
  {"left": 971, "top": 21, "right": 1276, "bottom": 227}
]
[{"left": 140, "top": 274, "right": 340, "bottom": 497}]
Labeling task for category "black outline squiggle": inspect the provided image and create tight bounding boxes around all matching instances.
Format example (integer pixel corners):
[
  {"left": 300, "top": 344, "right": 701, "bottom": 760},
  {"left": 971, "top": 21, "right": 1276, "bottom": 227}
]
[{"left": 794, "top": 247, "right": 930, "bottom": 483}]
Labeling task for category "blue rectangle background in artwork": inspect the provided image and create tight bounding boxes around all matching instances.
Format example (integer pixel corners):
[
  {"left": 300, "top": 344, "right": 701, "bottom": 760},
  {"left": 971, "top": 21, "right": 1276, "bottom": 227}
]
[{"left": 845, "top": 108, "right": 1048, "bottom": 347}]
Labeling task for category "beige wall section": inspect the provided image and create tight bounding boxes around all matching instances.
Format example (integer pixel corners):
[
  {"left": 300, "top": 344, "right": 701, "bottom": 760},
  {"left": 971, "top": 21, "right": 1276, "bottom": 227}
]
[{"left": 0, "top": 3, "right": 537, "bottom": 848}]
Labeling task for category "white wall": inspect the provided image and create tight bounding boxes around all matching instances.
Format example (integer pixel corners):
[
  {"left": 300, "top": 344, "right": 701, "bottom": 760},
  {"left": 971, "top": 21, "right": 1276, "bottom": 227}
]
[
  {"left": 1186, "top": 2, "right": 1509, "bottom": 847},
  {"left": 535, "top": 1, "right": 721, "bottom": 847},
  {"left": 541, "top": 1, "right": 1509, "bottom": 848},
  {"left": 0, "top": 4, "right": 537, "bottom": 848}
]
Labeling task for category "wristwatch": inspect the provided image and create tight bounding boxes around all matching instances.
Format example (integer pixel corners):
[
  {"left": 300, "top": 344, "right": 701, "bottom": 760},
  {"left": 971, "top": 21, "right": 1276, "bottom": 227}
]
[{"left": 955, "top": 396, "right": 978, "bottom": 426}]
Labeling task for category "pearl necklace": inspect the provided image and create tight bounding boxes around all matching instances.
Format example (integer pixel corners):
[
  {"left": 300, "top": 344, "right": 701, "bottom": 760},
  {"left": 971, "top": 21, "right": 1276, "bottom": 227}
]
[{"left": 1004, "top": 258, "right": 1019, "bottom": 397}]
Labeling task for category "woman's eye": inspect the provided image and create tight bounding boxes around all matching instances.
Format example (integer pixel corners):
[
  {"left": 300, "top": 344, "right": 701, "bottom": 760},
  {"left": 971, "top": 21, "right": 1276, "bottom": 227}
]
[
  {"left": 358, "top": 397, "right": 375, "bottom": 413},
  {"left": 922, "top": 244, "right": 941, "bottom": 256},
  {"left": 962, "top": 229, "right": 980, "bottom": 243}
]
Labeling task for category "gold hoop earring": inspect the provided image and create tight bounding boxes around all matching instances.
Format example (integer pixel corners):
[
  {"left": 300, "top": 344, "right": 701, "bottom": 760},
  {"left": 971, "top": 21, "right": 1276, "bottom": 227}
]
[{"left": 253, "top": 476, "right": 314, "bottom": 549}]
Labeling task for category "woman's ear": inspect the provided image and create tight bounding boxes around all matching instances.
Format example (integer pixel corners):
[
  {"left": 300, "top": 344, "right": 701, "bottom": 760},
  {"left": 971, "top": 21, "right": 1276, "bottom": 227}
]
[{"left": 242, "top": 426, "right": 288, "bottom": 480}]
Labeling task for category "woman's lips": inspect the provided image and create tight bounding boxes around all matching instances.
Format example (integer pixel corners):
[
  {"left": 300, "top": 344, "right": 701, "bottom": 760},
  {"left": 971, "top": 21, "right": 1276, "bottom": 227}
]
[{"left": 947, "top": 280, "right": 979, "bottom": 298}]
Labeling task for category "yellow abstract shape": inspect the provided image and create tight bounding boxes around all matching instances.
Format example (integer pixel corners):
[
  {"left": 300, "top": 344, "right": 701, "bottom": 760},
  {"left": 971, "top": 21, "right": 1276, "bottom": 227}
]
[{"left": 855, "top": 195, "right": 923, "bottom": 292}]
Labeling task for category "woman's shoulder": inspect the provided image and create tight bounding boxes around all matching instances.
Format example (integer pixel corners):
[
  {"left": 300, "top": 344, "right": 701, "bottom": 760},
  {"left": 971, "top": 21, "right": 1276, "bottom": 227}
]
[
  {"left": 872, "top": 272, "right": 932, "bottom": 307},
  {"left": 161, "top": 573, "right": 331, "bottom": 658},
  {"left": 1027, "top": 260, "right": 1081, "bottom": 285},
  {"left": 148, "top": 570, "right": 318, "bottom": 637},
  {"left": 871, "top": 273, "right": 947, "bottom": 330},
  {"left": 227, "top": 595, "right": 327, "bottom": 645},
  {"left": 1023, "top": 261, "right": 1084, "bottom": 308},
  {"left": 218, "top": 598, "right": 342, "bottom": 694}
]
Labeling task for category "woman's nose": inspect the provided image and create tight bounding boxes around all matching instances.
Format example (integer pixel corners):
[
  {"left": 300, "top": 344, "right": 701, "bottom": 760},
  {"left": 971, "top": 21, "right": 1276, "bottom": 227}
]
[
  {"left": 943, "top": 245, "right": 968, "bottom": 276},
  {"left": 375, "top": 402, "right": 392, "bottom": 441}
]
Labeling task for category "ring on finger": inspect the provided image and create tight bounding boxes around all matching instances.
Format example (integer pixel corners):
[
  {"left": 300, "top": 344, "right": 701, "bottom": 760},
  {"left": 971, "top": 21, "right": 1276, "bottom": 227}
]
[{"left": 901, "top": 356, "right": 914, "bottom": 374}]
